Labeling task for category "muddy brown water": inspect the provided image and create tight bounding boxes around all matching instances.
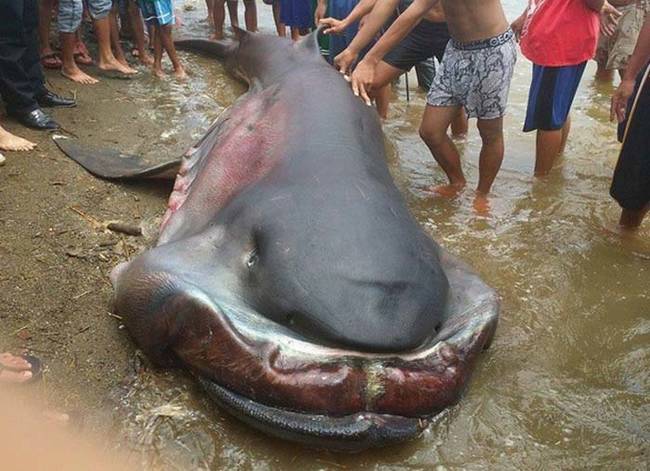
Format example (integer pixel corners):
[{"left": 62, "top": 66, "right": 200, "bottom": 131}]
[{"left": 0, "top": 1, "right": 648, "bottom": 468}]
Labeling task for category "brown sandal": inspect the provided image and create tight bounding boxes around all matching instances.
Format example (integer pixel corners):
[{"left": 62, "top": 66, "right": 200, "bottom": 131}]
[{"left": 41, "top": 52, "right": 62, "bottom": 69}]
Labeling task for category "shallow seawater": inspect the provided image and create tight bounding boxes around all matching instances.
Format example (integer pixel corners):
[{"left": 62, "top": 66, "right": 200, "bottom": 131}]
[{"left": 103, "top": 1, "right": 648, "bottom": 468}]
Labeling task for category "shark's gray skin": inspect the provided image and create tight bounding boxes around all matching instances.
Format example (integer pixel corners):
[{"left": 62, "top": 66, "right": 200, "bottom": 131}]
[{"left": 53, "top": 30, "right": 499, "bottom": 452}]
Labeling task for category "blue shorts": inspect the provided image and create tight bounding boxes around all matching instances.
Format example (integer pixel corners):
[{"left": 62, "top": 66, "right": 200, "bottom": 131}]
[
  {"left": 523, "top": 62, "right": 586, "bottom": 132},
  {"left": 58, "top": 0, "right": 112, "bottom": 33},
  {"left": 138, "top": 0, "right": 175, "bottom": 26}
]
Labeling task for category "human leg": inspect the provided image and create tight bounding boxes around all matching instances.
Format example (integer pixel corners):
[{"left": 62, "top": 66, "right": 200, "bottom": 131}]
[
  {"left": 610, "top": 63, "right": 650, "bottom": 230},
  {"left": 243, "top": 0, "right": 258, "bottom": 32},
  {"left": 90, "top": 0, "right": 137, "bottom": 74},
  {"left": 159, "top": 24, "right": 186, "bottom": 79},
  {"left": 39, "top": 0, "right": 62, "bottom": 68},
  {"left": 619, "top": 205, "right": 649, "bottom": 229},
  {"left": 128, "top": 0, "right": 152, "bottom": 65},
  {"left": 227, "top": 0, "right": 239, "bottom": 31},
  {"left": 370, "top": 61, "right": 403, "bottom": 119},
  {"left": 212, "top": 0, "right": 226, "bottom": 39},
  {"left": 60, "top": 32, "right": 98, "bottom": 83},
  {"left": 523, "top": 63, "right": 586, "bottom": 176},
  {"left": 476, "top": 117, "right": 504, "bottom": 195},
  {"left": 151, "top": 26, "right": 164, "bottom": 77},
  {"left": 57, "top": 0, "right": 97, "bottom": 83},
  {"left": 419, "top": 105, "right": 466, "bottom": 196},
  {"left": 205, "top": 0, "right": 215, "bottom": 25},
  {"left": 450, "top": 110, "right": 468, "bottom": 138},
  {"left": 272, "top": 1, "right": 286, "bottom": 37},
  {"left": 109, "top": 2, "right": 129, "bottom": 67},
  {"left": 595, "top": 35, "right": 614, "bottom": 81},
  {"left": 109, "top": 2, "right": 130, "bottom": 68}
]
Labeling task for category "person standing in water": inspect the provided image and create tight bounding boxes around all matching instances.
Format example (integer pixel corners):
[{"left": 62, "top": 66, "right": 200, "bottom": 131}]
[
  {"left": 512, "top": 0, "right": 621, "bottom": 176},
  {"left": 610, "top": 14, "right": 650, "bottom": 229},
  {"left": 594, "top": 0, "right": 649, "bottom": 81},
  {"left": 347, "top": 0, "right": 517, "bottom": 212}
]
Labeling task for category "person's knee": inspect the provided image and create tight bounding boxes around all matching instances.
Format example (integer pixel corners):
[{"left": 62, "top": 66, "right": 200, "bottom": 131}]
[
  {"left": 57, "top": 0, "right": 84, "bottom": 34},
  {"left": 419, "top": 123, "right": 447, "bottom": 148},
  {"left": 87, "top": 0, "right": 112, "bottom": 20},
  {"left": 477, "top": 120, "right": 503, "bottom": 146}
]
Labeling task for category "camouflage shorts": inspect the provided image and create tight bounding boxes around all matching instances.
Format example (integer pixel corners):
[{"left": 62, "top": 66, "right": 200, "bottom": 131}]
[{"left": 596, "top": 1, "right": 649, "bottom": 71}]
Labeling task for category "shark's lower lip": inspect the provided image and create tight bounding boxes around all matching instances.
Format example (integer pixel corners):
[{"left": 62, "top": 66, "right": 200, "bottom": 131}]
[{"left": 197, "top": 376, "right": 428, "bottom": 452}]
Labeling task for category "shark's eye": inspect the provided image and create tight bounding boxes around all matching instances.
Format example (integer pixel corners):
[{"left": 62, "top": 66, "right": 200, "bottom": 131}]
[{"left": 246, "top": 249, "right": 259, "bottom": 269}]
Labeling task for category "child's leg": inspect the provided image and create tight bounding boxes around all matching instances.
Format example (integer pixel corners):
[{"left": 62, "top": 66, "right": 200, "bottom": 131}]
[
  {"left": 159, "top": 24, "right": 186, "bottom": 79},
  {"left": 212, "top": 0, "right": 226, "bottom": 39},
  {"left": 152, "top": 26, "right": 164, "bottom": 77},
  {"left": 290, "top": 26, "right": 300, "bottom": 41},
  {"left": 205, "top": 0, "right": 215, "bottom": 25},
  {"left": 243, "top": 0, "right": 257, "bottom": 32},
  {"left": 59, "top": 0, "right": 99, "bottom": 83},
  {"left": 272, "top": 1, "right": 286, "bottom": 37},
  {"left": 39, "top": 0, "right": 58, "bottom": 62},
  {"left": 109, "top": 2, "right": 129, "bottom": 67},
  {"left": 90, "top": 0, "right": 137, "bottom": 74},
  {"left": 227, "top": 0, "right": 239, "bottom": 30},
  {"left": 128, "top": 0, "right": 152, "bottom": 65}
]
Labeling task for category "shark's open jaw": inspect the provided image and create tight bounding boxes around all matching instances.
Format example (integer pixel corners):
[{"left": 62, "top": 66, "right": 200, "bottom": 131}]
[{"left": 140, "top": 251, "right": 499, "bottom": 450}]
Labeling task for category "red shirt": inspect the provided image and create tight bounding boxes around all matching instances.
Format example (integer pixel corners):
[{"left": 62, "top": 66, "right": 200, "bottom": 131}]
[{"left": 520, "top": 0, "right": 600, "bottom": 67}]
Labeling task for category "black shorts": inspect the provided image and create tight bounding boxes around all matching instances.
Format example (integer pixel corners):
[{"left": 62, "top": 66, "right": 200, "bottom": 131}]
[
  {"left": 611, "top": 62, "right": 650, "bottom": 211},
  {"left": 383, "top": 21, "right": 450, "bottom": 71}
]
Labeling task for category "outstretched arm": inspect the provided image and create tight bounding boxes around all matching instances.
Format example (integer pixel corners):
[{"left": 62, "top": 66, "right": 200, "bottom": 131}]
[
  {"left": 350, "top": 0, "right": 439, "bottom": 104},
  {"left": 319, "top": 0, "right": 379, "bottom": 35},
  {"left": 333, "top": 0, "right": 401, "bottom": 75}
]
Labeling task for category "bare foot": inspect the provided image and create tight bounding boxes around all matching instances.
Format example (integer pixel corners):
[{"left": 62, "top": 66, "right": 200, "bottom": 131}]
[
  {"left": 431, "top": 182, "right": 466, "bottom": 198},
  {"left": 0, "top": 126, "right": 36, "bottom": 151},
  {"left": 472, "top": 193, "right": 491, "bottom": 216},
  {"left": 61, "top": 65, "right": 99, "bottom": 84},
  {"left": 173, "top": 65, "right": 187, "bottom": 80},
  {"left": 139, "top": 52, "right": 154, "bottom": 66},
  {"left": 210, "top": 32, "right": 224, "bottom": 41},
  {"left": 116, "top": 56, "right": 131, "bottom": 69},
  {"left": 153, "top": 66, "right": 165, "bottom": 78},
  {"left": 0, "top": 353, "right": 33, "bottom": 384},
  {"left": 98, "top": 58, "right": 138, "bottom": 75}
]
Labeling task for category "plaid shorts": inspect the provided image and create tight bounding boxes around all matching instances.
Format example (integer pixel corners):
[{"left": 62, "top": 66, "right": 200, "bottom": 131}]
[{"left": 138, "top": 0, "right": 175, "bottom": 26}]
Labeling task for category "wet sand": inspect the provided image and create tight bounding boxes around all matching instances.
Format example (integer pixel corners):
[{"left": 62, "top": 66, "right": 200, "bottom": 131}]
[{"left": 0, "top": 1, "right": 648, "bottom": 469}]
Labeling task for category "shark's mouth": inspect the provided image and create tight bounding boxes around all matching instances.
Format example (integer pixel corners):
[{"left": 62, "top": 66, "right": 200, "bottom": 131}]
[{"left": 163, "top": 251, "right": 499, "bottom": 450}]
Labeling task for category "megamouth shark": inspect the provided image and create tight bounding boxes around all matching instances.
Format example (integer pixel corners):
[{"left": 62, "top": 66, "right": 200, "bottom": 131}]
[{"left": 53, "top": 30, "right": 499, "bottom": 452}]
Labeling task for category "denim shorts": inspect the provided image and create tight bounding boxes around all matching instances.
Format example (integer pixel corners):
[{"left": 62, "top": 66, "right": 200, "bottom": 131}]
[{"left": 58, "top": 0, "right": 113, "bottom": 33}]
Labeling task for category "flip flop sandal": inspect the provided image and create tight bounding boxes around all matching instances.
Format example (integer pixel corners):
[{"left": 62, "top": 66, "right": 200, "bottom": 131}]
[
  {"left": 41, "top": 53, "right": 62, "bottom": 69},
  {"left": 0, "top": 354, "right": 43, "bottom": 385},
  {"left": 73, "top": 52, "right": 94, "bottom": 66}
]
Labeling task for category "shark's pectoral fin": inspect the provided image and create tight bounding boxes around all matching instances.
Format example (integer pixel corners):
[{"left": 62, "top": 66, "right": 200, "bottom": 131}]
[{"left": 52, "top": 135, "right": 181, "bottom": 180}]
